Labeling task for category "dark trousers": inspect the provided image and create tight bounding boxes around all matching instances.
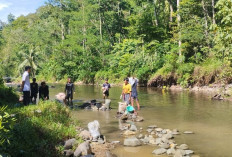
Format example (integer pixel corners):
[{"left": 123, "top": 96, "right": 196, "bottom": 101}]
[{"left": 23, "top": 91, "right": 30, "bottom": 106}]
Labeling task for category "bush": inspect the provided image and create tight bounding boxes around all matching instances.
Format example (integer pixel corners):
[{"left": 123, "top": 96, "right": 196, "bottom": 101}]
[{"left": 2, "top": 101, "right": 81, "bottom": 157}]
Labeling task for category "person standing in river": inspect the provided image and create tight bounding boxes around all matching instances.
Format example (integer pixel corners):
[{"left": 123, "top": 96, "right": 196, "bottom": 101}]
[
  {"left": 102, "top": 78, "right": 111, "bottom": 99},
  {"left": 64, "top": 78, "right": 75, "bottom": 104},
  {"left": 130, "top": 77, "right": 140, "bottom": 110},
  {"left": 39, "top": 81, "right": 49, "bottom": 100},
  {"left": 20, "top": 66, "right": 31, "bottom": 106},
  {"left": 122, "top": 77, "right": 132, "bottom": 105},
  {"left": 30, "top": 78, "right": 38, "bottom": 104}
]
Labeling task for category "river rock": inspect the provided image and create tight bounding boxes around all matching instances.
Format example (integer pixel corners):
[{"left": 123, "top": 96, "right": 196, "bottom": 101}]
[
  {"left": 159, "top": 143, "right": 170, "bottom": 149},
  {"left": 164, "top": 133, "right": 173, "bottom": 139},
  {"left": 178, "top": 144, "right": 189, "bottom": 150},
  {"left": 161, "top": 129, "right": 167, "bottom": 134},
  {"left": 124, "top": 137, "right": 141, "bottom": 147},
  {"left": 130, "top": 125, "right": 137, "bottom": 131},
  {"left": 98, "top": 139, "right": 105, "bottom": 144},
  {"left": 79, "top": 130, "right": 92, "bottom": 140},
  {"left": 167, "top": 148, "right": 176, "bottom": 155},
  {"left": 138, "top": 134, "right": 144, "bottom": 139},
  {"left": 136, "top": 116, "right": 144, "bottom": 122},
  {"left": 148, "top": 125, "right": 157, "bottom": 129},
  {"left": 183, "top": 131, "right": 194, "bottom": 134},
  {"left": 64, "top": 138, "right": 76, "bottom": 149},
  {"left": 161, "top": 137, "right": 169, "bottom": 144},
  {"left": 172, "top": 131, "right": 180, "bottom": 135},
  {"left": 185, "top": 150, "right": 194, "bottom": 155},
  {"left": 152, "top": 148, "right": 167, "bottom": 155},
  {"left": 74, "top": 141, "right": 91, "bottom": 157},
  {"left": 64, "top": 149, "right": 74, "bottom": 157},
  {"left": 147, "top": 129, "right": 153, "bottom": 133},
  {"left": 111, "top": 141, "right": 120, "bottom": 144},
  {"left": 157, "top": 133, "right": 163, "bottom": 138},
  {"left": 120, "top": 114, "right": 128, "bottom": 120},
  {"left": 155, "top": 128, "right": 163, "bottom": 132},
  {"left": 124, "top": 130, "right": 136, "bottom": 136},
  {"left": 174, "top": 149, "right": 186, "bottom": 157},
  {"left": 155, "top": 138, "right": 162, "bottom": 145}
]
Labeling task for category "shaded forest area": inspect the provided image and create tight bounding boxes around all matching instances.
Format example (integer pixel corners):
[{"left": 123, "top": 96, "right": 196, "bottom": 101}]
[{"left": 0, "top": 0, "right": 231, "bottom": 87}]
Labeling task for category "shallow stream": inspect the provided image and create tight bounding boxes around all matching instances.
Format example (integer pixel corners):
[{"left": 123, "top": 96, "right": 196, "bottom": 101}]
[{"left": 49, "top": 85, "right": 232, "bottom": 157}]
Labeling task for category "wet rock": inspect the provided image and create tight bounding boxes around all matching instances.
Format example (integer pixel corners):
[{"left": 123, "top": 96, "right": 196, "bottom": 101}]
[
  {"left": 140, "top": 127, "right": 143, "bottom": 130},
  {"left": 98, "top": 139, "right": 105, "bottom": 144},
  {"left": 174, "top": 149, "right": 186, "bottom": 157},
  {"left": 155, "top": 128, "right": 163, "bottom": 132},
  {"left": 148, "top": 125, "right": 157, "bottom": 129},
  {"left": 124, "top": 137, "right": 141, "bottom": 147},
  {"left": 111, "top": 141, "right": 120, "bottom": 144},
  {"left": 159, "top": 143, "right": 170, "bottom": 149},
  {"left": 155, "top": 138, "right": 162, "bottom": 145},
  {"left": 212, "top": 94, "right": 224, "bottom": 100},
  {"left": 129, "top": 125, "right": 137, "bottom": 131},
  {"left": 172, "top": 131, "right": 180, "bottom": 135},
  {"left": 173, "top": 129, "right": 179, "bottom": 132},
  {"left": 132, "top": 114, "right": 137, "bottom": 119},
  {"left": 64, "top": 138, "right": 76, "bottom": 149},
  {"left": 136, "top": 116, "right": 144, "bottom": 122},
  {"left": 79, "top": 130, "right": 92, "bottom": 140},
  {"left": 161, "top": 137, "right": 169, "bottom": 144},
  {"left": 178, "top": 144, "right": 188, "bottom": 150},
  {"left": 64, "top": 149, "right": 74, "bottom": 157},
  {"left": 123, "top": 130, "right": 136, "bottom": 136},
  {"left": 74, "top": 141, "right": 91, "bottom": 157},
  {"left": 167, "top": 148, "right": 176, "bottom": 155},
  {"left": 138, "top": 134, "right": 144, "bottom": 139},
  {"left": 143, "top": 135, "right": 150, "bottom": 144},
  {"left": 161, "top": 129, "right": 167, "bottom": 134},
  {"left": 183, "top": 131, "right": 194, "bottom": 134},
  {"left": 152, "top": 148, "right": 167, "bottom": 155},
  {"left": 157, "top": 133, "right": 163, "bottom": 138},
  {"left": 147, "top": 129, "right": 153, "bottom": 133},
  {"left": 120, "top": 114, "right": 128, "bottom": 121},
  {"left": 185, "top": 150, "right": 194, "bottom": 155},
  {"left": 164, "top": 133, "right": 173, "bottom": 139}
]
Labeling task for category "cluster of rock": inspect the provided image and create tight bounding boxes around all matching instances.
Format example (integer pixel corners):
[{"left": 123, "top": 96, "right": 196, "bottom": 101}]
[
  {"left": 122, "top": 123, "right": 197, "bottom": 157},
  {"left": 63, "top": 120, "right": 117, "bottom": 157},
  {"left": 78, "top": 99, "right": 111, "bottom": 111}
]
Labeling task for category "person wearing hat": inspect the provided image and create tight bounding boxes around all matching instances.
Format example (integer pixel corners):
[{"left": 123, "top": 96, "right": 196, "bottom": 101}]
[
  {"left": 102, "top": 78, "right": 111, "bottom": 99},
  {"left": 122, "top": 77, "right": 132, "bottom": 105}
]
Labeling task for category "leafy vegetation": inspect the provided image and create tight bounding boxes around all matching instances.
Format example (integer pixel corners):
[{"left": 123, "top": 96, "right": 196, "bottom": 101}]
[
  {"left": 1, "top": 101, "right": 81, "bottom": 157},
  {"left": 0, "top": 0, "right": 231, "bottom": 87}
]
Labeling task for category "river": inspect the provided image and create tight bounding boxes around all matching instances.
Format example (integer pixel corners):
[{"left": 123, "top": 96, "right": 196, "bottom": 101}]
[{"left": 49, "top": 84, "right": 232, "bottom": 157}]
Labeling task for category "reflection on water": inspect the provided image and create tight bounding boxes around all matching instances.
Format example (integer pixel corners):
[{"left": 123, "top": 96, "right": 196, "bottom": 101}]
[{"left": 49, "top": 84, "right": 232, "bottom": 157}]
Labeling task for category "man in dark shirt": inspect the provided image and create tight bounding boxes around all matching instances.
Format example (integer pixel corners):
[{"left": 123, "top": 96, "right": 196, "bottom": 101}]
[
  {"left": 39, "top": 81, "right": 49, "bottom": 100},
  {"left": 102, "top": 78, "right": 111, "bottom": 99},
  {"left": 30, "top": 78, "right": 38, "bottom": 103},
  {"left": 64, "top": 78, "right": 75, "bottom": 104}
]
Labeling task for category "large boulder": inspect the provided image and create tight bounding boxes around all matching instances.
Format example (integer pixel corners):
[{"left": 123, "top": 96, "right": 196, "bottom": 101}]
[
  {"left": 124, "top": 137, "right": 141, "bottom": 147},
  {"left": 79, "top": 130, "right": 92, "bottom": 140},
  {"left": 129, "top": 125, "right": 137, "bottom": 131},
  {"left": 74, "top": 141, "right": 92, "bottom": 157},
  {"left": 88, "top": 120, "right": 101, "bottom": 140},
  {"left": 64, "top": 138, "right": 76, "bottom": 149},
  {"left": 152, "top": 148, "right": 167, "bottom": 155},
  {"left": 64, "top": 149, "right": 74, "bottom": 157}
]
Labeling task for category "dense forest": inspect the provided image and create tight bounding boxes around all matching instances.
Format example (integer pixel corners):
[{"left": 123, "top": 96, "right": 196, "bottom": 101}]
[{"left": 0, "top": 0, "right": 231, "bottom": 87}]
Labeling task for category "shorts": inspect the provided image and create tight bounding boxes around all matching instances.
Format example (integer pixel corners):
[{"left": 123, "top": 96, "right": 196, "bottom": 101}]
[
  {"left": 65, "top": 93, "right": 73, "bottom": 100},
  {"left": 103, "top": 90, "right": 109, "bottom": 97}
]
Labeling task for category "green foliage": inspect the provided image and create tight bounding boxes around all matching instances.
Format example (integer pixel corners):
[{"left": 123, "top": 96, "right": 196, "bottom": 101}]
[
  {"left": 0, "top": 106, "right": 16, "bottom": 146},
  {"left": 2, "top": 101, "right": 80, "bottom": 157}
]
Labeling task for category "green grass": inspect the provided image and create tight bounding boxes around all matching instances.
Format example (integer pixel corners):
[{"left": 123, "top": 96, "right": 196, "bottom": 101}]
[{"left": 1, "top": 101, "right": 82, "bottom": 157}]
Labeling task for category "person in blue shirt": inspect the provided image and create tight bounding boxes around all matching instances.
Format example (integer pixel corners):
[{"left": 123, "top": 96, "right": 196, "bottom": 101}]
[{"left": 102, "top": 78, "right": 111, "bottom": 99}]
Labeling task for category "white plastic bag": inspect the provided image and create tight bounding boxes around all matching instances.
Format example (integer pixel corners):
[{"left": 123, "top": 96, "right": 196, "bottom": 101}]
[
  {"left": 88, "top": 120, "right": 100, "bottom": 139},
  {"left": 105, "top": 99, "right": 111, "bottom": 110}
]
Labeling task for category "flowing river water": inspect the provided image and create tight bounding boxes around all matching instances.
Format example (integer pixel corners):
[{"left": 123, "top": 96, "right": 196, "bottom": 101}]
[{"left": 48, "top": 84, "right": 232, "bottom": 157}]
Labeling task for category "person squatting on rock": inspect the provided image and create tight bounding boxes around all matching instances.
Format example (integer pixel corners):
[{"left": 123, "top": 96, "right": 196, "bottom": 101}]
[
  {"left": 30, "top": 78, "right": 38, "bottom": 103},
  {"left": 122, "top": 78, "right": 132, "bottom": 105},
  {"left": 64, "top": 78, "right": 75, "bottom": 104},
  {"left": 102, "top": 78, "right": 111, "bottom": 99},
  {"left": 21, "top": 66, "right": 31, "bottom": 106},
  {"left": 39, "top": 81, "right": 49, "bottom": 100}
]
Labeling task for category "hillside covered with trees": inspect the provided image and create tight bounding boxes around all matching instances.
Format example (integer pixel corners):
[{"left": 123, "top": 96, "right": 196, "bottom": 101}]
[{"left": 0, "top": 0, "right": 231, "bottom": 87}]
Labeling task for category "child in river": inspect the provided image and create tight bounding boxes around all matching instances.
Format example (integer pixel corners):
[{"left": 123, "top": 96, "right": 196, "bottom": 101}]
[{"left": 102, "top": 78, "right": 111, "bottom": 99}]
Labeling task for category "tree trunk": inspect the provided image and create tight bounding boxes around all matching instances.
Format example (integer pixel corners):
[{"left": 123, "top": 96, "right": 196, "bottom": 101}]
[
  {"left": 212, "top": 0, "right": 216, "bottom": 24},
  {"left": 82, "top": 2, "right": 86, "bottom": 52},
  {"left": 202, "top": 0, "right": 210, "bottom": 49},
  {"left": 153, "top": 0, "right": 158, "bottom": 26},
  {"left": 98, "top": 0, "right": 102, "bottom": 41},
  {"left": 177, "top": 0, "right": 181, "bottom": 56},
  {"left": 169, "top": 0, "right": 173, "bottom": 22}
]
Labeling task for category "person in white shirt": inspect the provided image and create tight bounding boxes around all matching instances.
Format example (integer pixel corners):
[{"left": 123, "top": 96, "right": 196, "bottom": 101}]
[{"left": 20, "top": 66, "right": 31, "bottom": 106}]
